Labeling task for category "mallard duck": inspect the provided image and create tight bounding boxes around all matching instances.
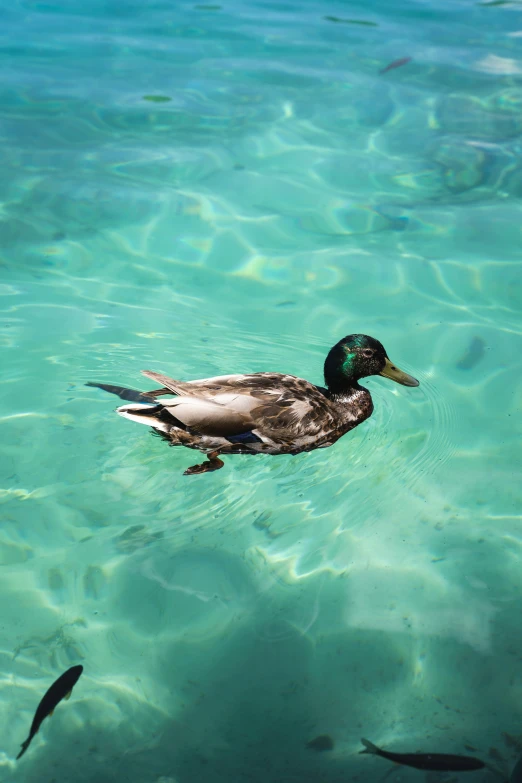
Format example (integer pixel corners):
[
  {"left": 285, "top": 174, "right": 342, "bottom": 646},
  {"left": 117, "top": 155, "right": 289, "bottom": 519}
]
[{"left": 87, "top": 334, "right": 419, "bottom": 476}]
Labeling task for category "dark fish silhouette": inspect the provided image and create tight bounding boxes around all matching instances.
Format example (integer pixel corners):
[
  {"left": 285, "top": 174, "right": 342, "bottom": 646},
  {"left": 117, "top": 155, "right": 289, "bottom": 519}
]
[
  {"left": 306, "top": 734, "right": 334, "bottom": 751},
  {"left": 17, "top": 665, "right": 83, "bottom": 759},
  {"left": 323, "top": 15, "right": 378, "bottom": 26},
  {"left": 360, "top": 738, "right": 485, "bottom": 771},
  {"left": 379, "top": 56, "right": 412, "bottom": 75},
  {"left": 456, "top": 336, "right": 486, "bottom": 370}
]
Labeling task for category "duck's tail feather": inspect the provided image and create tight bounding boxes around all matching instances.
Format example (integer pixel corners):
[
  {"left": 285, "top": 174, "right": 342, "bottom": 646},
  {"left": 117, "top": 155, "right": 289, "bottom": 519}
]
[
  {"left": 360, "top": 738, "right": 379, "bottom": 755},
  {"left": 86, "top": 382, "right": 158, "bottom": 403},
  {"left": 16, "top": 737, "right": 31, "bottom": 760}
]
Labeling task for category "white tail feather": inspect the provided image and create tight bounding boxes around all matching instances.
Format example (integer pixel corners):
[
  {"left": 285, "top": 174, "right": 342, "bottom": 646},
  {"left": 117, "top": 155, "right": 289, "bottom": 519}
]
[{"left": 116, "top": 404, "right": 170, "bottom": 433}]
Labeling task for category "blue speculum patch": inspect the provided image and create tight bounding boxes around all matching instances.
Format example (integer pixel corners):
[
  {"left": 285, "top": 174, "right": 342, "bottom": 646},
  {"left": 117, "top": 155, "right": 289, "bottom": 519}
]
[{"left": 226, "top": 431, "right": 263, "bottom": 443}]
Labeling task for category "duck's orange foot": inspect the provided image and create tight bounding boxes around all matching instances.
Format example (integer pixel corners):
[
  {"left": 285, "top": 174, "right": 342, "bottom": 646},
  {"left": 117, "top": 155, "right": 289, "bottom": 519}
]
[{"left": 184, "top": 452, "right": 224, "bottom": 476}]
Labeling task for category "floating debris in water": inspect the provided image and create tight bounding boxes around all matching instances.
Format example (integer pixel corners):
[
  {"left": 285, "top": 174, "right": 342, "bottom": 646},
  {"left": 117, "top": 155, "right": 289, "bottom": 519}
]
[
  {"left": 456, "top": 336, "right": 486, "bottom": 370},
  {"left": 478, "top": 0, "right": 513, "bottom": 5},
  {"left": 379, "top": 56, "right": 412, "bottom": 75},
  {"left": 143, "top": 95, "right": 172, "bottom": 103},
  {"left": 323, "top": 15, "right": 378, "bottom": 26},
  {"left": 306, "top": 734, "right": 334, "bottom": 751},
  {"left": 17, "top": 665, "right": 83, "bottom": 760}
]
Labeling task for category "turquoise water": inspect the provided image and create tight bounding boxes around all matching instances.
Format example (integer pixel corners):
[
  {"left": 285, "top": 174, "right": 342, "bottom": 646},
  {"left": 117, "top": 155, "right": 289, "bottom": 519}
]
[{"left": 1, "top": 0, "right": 522, "bottom": 780}]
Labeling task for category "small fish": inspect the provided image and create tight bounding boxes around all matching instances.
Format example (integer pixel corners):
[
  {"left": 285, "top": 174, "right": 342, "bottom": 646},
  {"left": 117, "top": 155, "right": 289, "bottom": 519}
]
[
  {"left": 379, "top": 56, "right": 412, "bottom": 75},
  {"left": 323, "top": 15, "right": 378, "bottom": 26},
  {"left": 360, "top": 738, "right": 485, "bottom": 772},
  {"left": 456, "top": 336, "right": 486, "bottom": 370},
  {"left": 306, "top": 734, "right": 334, "bottom": 751},
  {"left": 489, "top": 747, "right": 505, "bottom": 763},
  {"left": 17, "top": 665, "right": 83, "bottom": 760},
  {"left": 142, "top": 95, "right": 171, "bottom": 103},
  {"left": 503, "top": 732, "right": 522, "bottom": 750}
]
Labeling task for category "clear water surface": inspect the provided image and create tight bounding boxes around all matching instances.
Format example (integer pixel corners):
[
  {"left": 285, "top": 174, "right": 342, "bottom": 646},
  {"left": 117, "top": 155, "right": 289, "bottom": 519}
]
[{"left": 0, "top": 0, "right": 521, "bottom": 781}]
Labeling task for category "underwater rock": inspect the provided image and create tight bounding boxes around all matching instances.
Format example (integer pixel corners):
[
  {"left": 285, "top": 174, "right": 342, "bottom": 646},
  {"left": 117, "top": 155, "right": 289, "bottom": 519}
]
[
  {"left": 298, "top": 201, "right": 408, "bottom": 236},
  {"left": 436, "top": 90, "right": 522, "bottom": 140},
  {"left": 311, "top": 85, "right": 393, "bottom": 131},
  {"left": 432, "top": 138, "right": 485, "bottom": 194}
]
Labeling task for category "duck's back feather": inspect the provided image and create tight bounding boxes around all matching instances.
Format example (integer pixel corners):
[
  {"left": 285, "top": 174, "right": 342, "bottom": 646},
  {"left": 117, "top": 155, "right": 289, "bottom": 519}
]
[{"left": 141, "top": 371, "right": 248, "bottom": 396}]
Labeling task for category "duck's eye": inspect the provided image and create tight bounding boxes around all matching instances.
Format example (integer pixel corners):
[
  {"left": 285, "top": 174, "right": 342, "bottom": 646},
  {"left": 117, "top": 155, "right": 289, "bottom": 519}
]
[{"left": 362, "top": 349, "right": 373, "bottom": 358}]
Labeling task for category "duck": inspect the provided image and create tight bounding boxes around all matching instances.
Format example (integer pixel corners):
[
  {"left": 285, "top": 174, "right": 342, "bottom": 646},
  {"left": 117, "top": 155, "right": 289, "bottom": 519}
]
[{"left": 87, "top": 334, "right": 419, "bottom": 476}]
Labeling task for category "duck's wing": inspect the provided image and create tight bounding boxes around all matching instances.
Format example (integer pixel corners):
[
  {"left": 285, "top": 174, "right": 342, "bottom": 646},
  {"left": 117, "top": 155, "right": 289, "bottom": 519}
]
[
  {"left": 140, "top": 374, "right": 275, "bottom": 436},
  {"left": 158, "top": 396, "right": 255, "bottom": 436},
  {"left": 249, "top": 392, "right": 336, "bottom": 441},
  {"left": 139, "top": 370, "right": 334, "bottom": 441}
]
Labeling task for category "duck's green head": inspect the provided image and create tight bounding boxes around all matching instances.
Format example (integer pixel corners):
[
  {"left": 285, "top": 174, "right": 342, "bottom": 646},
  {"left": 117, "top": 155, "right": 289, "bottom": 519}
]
[{"left": 324, "top": 334, "right": 419, "bottom": 392}]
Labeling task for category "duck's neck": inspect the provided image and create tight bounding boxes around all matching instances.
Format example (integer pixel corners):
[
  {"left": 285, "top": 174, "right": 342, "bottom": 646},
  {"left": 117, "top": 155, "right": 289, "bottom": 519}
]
[
  {"left": 324, "top": 351, "right": 362, "bottom": 400},
  {"left": 326, "top": 382, "right": 364, "bottom": 403},
  {"left": 325, "top": 378, "right": 373, "bottom": 428}
]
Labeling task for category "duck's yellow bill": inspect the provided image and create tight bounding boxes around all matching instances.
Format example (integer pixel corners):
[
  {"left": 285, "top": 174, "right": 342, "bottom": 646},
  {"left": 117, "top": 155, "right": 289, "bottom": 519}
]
[{"left": 379, "top": 357, "right": 419, "bottom": 387}]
